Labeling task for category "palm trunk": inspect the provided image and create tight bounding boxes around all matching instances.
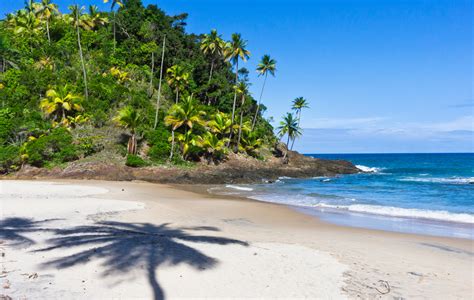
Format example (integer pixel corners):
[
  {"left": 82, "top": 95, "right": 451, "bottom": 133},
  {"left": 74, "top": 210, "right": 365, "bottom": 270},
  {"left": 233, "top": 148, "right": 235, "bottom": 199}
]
[
  {"left": 236, "top": 95, "right": 245, "bottom": 152},
  {"left": 252, "top": 72, "right": 267, "bottom": 131},
  {"left": 175, "top": 88, "right": 179, "bottom": 104},
  {"left": 149, "top": 51, "right": 154, "bottom": 96},
  {"left": 113, "top": 11, "right": 116, "bottom": 53},
  {"left": 227, "top": 60, "right": 239, "bottom": 147},
  {"left": 46, "top": 18, "right": 51, "bottom": 44},
  {"left": 75, "top": 14, "right": 88, "bottom": 101},
  {"left": 283, "top": 133, "right": 290, "bottom": 160},
  {"left": 290, "top": 110, "right": 301, "bottom": 150},
  {"left": 128, "top": 133, "right": 137, "bottom": 155},
  {"left": 153, "top": 36, "right": 166, "bottom": 129},
  {"left": 208, "top": 59, "right": 214, "bottom": 84},
  {"left": 169, "top": 130, "right": 175, "bottom": 160}
]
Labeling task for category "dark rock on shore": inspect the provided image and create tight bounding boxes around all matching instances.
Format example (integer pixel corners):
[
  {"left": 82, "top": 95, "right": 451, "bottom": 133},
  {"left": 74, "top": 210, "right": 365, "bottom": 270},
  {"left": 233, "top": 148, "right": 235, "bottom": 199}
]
[{"left": 7, "top": 151, "right": 359, "bottom": 184}]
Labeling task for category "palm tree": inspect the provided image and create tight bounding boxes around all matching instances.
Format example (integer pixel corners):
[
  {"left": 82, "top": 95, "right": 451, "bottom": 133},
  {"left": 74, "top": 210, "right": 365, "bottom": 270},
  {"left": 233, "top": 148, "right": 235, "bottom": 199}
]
[
  {"left": 200, "top": 29, "right": 225, "bottom": 83},
  {"left": 196, "top": 132, "right": 229, "bottom": 163},
  {"left": 208, "top": 112, "right": 232, "bottom": 139},
  {"left": 113, "top": 106, "right": 142, "bottom": 155},
  {"left": 39, "top": 85, "right": 83, "bottom": 127},
  {"left": 224, "top": 33, "right": 250, "bottom": 144},
  {"left": 153, "top": 35, "right": 166, "bottom": 129},
  {"left": 164, "top": 96, "right": 206, "bottom": 160},
  {"left": 68, "top": 5, "right": 90, "bottom": 101},
  {"left": 290, "top": 97, "right": 309, "bottom": 150},
  {"left": 88, "top": 5, "right": 108, "bottom": 29},
  {"left": 9, "top": 10, "right": 42, "bottom": 51},
  {"left": 277, "top": 113, "right": 301, "bottom": 159},
  {"left": 103, "top": 0, "right": 123, "bottom": 53},
  {"left": 234, "top": 82, "right": 249, "bottom": 151},
  {"left": 239, "top": 129, "right": 263, "bottom": 157},
  {"left": 252, "top": 54, "right": 276, "bottom": 130},
  {"left": 166, "top": 65, "right": 190, "bottom": 104},
  {"left": 37, "top": 0, "right": 59, "bottom": 44}
]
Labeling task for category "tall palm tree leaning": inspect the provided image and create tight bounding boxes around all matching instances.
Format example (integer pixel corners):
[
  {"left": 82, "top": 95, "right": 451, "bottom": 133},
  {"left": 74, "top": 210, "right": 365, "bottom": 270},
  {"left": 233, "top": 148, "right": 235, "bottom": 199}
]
[
  {"left": 200, "top": 29, "right": 225, "bottom": 84},
  {"left": 68, "top": 5, "right": 90, "bottom": 101},
  {"left": 103, "top": 0, "right": 123, "bottom": 53},
  {"left": 252, "top": 54, "right": 276, "bottom": 131},
  {"left": 234, "top": 81, "right": 249, "bottom": 152},
  {"left": 290, "top": 97, "right": 309, "bottom": 150},
  {"left": 277, "top": 113, "right": 302, "bottom": 160},
  {"left": 113, "top": 106, "right": 142, "bottom": 155},
  {"left": 37, "top": 0, "right": 59, "bottom": 44},
  {"left": 225, "top": 33, "right": 250, "bottom": 146}
]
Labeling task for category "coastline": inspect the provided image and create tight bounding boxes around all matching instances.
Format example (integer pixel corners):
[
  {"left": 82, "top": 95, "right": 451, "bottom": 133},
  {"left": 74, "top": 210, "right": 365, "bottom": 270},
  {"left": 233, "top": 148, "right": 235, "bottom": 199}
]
[{"left": 1, "top": 179, "right": 472, "bottom": 299}]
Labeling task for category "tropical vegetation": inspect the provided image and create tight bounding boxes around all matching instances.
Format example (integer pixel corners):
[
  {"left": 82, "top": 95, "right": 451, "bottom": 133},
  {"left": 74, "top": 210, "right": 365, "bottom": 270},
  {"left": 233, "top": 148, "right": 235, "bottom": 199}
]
[{"left": 0, "top": 0, "right": 309, "bottom": 173}]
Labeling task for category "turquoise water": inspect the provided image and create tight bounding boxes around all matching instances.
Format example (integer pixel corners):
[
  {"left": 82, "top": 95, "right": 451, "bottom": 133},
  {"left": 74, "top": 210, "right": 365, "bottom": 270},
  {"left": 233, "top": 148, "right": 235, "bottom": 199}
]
[{"left": 211, "top": 153, "right": 474, "bottom": 239}]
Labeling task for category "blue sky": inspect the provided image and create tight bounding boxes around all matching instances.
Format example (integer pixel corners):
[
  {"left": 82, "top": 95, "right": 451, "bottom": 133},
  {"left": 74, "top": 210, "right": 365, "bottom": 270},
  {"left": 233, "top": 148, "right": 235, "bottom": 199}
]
[{"left": 2, "top": 0, "right": 473, "bottom": 153}]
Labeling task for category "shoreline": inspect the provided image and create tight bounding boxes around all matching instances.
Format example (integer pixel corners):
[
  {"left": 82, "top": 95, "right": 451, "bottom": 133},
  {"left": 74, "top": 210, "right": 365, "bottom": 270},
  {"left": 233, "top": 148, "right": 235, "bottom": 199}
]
[{"left": 1, "top": 179, "right": 473, "bottom": 299}]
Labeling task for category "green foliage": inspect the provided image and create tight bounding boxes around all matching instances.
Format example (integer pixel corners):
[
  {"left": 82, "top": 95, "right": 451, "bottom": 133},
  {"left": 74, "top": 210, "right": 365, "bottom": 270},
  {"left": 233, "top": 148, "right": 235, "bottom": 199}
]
[
  {"left": 125, "top": 154, "right": 147, "bottom": 167},
  {"left": 145, "top": 125, "right": 170, "bottom": 162},
  {"left": 0, "top": 145, "right": 20, "bottom": 173},
  {"left": 0, "top": 108, "right": 15, "bottom": 145},
  {"left": 24, "top": 127, "right": 78, "bottom": 167}
]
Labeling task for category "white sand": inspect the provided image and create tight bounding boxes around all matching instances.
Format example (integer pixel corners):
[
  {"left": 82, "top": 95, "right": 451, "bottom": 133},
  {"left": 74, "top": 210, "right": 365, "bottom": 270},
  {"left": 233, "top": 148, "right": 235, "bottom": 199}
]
[{"left": 1, "top": 180, "right": 348, "bottom": 299}]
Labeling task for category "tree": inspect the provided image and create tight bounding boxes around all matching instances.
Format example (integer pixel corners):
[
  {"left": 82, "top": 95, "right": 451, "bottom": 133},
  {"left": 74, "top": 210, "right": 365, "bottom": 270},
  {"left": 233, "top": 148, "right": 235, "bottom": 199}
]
[
  {"left": 208, "top": 112, "right": 232, "bottom": 139},
  {"left": 224, "top": 33, "right": 250, "bottom": 145},
  {"left": 113, "top": 106, "right": 142, "bottom": 155},
  {"left": 196, "top": 132, "right": 229, "bottom": 163},
  {"left": 39, "top": 85, "right": 84, "bottom": 127},
  {"left": 252, "top": 54, "right": 276, "bottom": 130},
  {"left": 234, "top": 81, "right": 249, "bottom": 151},
  {"left": 37, "top": 0, "right": 59, "bottom": 44},
  {"left": 277, "top": 113, "right": 301, "bottom": 159},
  {"left": 68, "top": 5, "right": 91, "bottom": 101},
  {"left": 166, "top": 64, "right": 190, "bottom": 104},
  {"left": 103, "top": 0, "right": 123, "bottom": 53},
  {"left": 290, "top": 97, "right": 309, "bottom": 150},
  {"left": 164, "top": 96, "right": 206, "bottom": 160},
  {"left": 153, "top": 35, "right": 166, "bottom": 129},
  {"left": 88, "top": 5, "right": 108, "bottom": 29},
  {"left": 200, "top": 29, "right": 225, "bottom": 84}
]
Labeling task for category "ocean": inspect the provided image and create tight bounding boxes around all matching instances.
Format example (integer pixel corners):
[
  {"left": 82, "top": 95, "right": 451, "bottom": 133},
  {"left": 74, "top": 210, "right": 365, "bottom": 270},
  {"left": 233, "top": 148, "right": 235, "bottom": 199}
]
[{"left": 210, "top": 153, "right": 474, "bottom": 239}]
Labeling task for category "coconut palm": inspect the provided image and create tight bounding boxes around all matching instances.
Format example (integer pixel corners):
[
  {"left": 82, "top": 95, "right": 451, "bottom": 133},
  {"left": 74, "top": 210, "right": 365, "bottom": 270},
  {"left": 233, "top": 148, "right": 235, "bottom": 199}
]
[
  {"left": 252, "top": 54, "right": 276, "bottom": 130},
  {"left": 113, "top": 106, "right": 142, "bottom": 155},
  {"left": 103, "top": 0, "right": 123, "bottom": 52},
  {"left": 153, "top": 35, "right": 166, "bottom": 129},
  {"left": 239, "top": 129, "right": 262, "bottom": 157},
  {"left": 37, "top": 0, "right": 59, "bottom": 44},
  {"left": 224, "top": 33, "right": 250, "bottom": 144},
  {"left": 234, "top": 82, "right": 249, "bottom": 151},
  {"left": 166, "top": 65, "right": 190, "bottom": 104},
  {"left": 164, "top": 96, "right": 206, "bottom": 159},
  {"left": 208, "top": 112, "right": 232, "bottom": 138},
  {"left": 200, "top": 29, "right": 225, "bottom": 83},
  {"left": 68, "top": 5, "right": 90, "bottom": 101},
  {"left": 9, "top": 9, "right": 42, "bottom": 49},
  {"left": 196, "top": 132, "right": 229, "bottom": 163},
  {"left": 88, "top": 5, "right": 108, "bottom": 29},
  {"left": 39, "top": 85, "right": 83, "bottom": 126},
  {"left": 290, "top": 97, "right": 309, "bottom": 150},
  {"left": 277, "top": 113, "right": 301, "bottom": 159}
]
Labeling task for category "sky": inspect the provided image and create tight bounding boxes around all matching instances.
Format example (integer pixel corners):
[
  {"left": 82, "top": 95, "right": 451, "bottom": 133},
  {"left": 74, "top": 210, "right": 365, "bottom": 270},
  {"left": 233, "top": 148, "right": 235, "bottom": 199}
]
[{"left": 2, "top": 0, "right": 472, "bottom": 153}]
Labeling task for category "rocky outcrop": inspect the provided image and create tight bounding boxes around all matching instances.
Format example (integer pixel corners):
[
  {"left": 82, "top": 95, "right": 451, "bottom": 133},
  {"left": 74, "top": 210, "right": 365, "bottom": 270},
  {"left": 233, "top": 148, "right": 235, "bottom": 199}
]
[{"left": 8, "top": 151, "right": 360, "bottom": 184}]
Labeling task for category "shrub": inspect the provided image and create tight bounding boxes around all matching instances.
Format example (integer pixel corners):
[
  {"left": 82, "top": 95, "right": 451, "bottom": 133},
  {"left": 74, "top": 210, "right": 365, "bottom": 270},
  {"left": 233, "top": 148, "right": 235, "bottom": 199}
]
[
  {"left": 0, "top": 108, "right": 14, "bottom": 145},
  {"left": 25, "top": 127, "right": 78, "bottom": 167},
  {"left": 0, "top": 145, "right": 20, "bottom": 173},
  {"left": 145, "top": 126, "right": 170, "bottom": 162},
  {"left": 126, "top": 154, "right": 147, "bottom": 167}
]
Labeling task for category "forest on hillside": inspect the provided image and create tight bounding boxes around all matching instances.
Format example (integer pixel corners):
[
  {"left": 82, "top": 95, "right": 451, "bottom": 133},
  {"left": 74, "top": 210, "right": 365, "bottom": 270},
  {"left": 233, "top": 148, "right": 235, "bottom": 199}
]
[{"left": 0, "top": 0, "right": 308, "bottom": 173}]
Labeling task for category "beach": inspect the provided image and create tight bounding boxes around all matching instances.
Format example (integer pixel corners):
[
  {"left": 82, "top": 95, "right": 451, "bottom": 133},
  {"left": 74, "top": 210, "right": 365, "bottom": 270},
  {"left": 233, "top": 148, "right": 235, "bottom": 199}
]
[{"left": 1, "top": 180, "right": 473, "bottom": 299}]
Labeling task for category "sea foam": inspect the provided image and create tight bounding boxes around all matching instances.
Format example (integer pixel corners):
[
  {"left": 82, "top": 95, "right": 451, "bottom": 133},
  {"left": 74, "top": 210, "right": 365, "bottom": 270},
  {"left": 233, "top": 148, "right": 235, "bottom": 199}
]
[
  {"left": 225, "top": 185, "right": 254, "bottom": 191},
  {"left": 356, "top": 165, "right": 383, "bottom": 173},
  {"left": 398, "top": 176, "right": 474, "bottom": 185},
  {"left": 316, "top": 203, "right": 474, "bottom": 224}
]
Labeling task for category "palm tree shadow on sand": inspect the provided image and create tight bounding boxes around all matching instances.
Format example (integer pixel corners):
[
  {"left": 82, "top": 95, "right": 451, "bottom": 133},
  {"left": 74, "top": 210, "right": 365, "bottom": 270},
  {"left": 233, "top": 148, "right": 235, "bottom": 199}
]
[
  {"left": 35, "top": 221, "right": 249, "bottom": 300},
  {"left": 0, "top": 217, "right": 56, "bottom": 247}
]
